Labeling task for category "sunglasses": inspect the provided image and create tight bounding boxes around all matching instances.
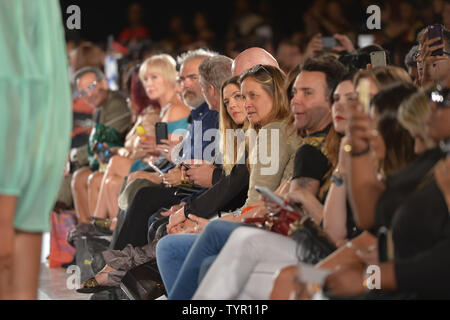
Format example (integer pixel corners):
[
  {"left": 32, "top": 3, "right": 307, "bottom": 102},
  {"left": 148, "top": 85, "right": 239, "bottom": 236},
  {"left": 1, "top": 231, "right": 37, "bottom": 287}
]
[
  {"left": 248, "top": 64, "right": 273, "bottom": 78},
  {"left": 78, "top": 80, "right": 98, "bottom": 98},
  {"left": 430, "top": 85, "right": 450, "bottom": 108}
]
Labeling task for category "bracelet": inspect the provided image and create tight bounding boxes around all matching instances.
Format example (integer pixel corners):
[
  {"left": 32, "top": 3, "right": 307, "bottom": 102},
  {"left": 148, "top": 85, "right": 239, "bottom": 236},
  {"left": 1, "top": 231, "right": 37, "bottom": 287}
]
[
  {"left": 331, "top": 169, "right": 344, "bottom": 187},
  {"left": 233, "top": 205, "right": 258, "bottom": 217},
  {"left": 344, "top": 144, "right": 371, "bottom": 157}
]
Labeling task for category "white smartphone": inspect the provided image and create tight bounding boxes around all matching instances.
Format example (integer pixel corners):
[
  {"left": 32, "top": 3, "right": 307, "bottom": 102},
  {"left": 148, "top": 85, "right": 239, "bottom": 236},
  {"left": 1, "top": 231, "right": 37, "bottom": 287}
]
[
  {"left": 370, "top": 51, "right": 387, "bottom": 67},
  {"left": 358, "top": 78, "right": 371, "bottom": 114},
  {"left": 255, "top": 185, "right": 295, "bottom": 211}
]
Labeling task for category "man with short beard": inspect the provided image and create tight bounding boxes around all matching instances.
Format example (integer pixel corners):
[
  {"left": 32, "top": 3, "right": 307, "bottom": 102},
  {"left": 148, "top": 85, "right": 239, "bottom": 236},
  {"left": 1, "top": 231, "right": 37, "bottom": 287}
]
[{"left": 288, "top": 56, "right": 346, "bottom": 205}]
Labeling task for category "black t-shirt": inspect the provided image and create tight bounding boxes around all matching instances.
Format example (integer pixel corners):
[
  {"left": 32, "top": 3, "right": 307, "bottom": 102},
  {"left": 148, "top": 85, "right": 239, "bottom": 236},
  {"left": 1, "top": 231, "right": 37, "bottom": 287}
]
[{"left": 292, "top": 144, "right": 330, "bottom": 185}]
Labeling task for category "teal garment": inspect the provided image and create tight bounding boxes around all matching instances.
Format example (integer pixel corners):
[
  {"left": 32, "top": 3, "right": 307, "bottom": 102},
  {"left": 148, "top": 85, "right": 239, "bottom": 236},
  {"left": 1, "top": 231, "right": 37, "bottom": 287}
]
[
  {"left": 167, "top": 116, "right": 189, "bottom": 134},
  {"left": 0, "top": 0, "right": 72, "bottom": 232}
]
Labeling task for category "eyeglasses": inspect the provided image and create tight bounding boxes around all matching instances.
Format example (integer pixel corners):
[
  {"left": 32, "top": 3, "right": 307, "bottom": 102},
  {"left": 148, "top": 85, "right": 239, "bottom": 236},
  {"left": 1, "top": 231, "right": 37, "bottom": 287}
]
[
  {"left": 430, "top": 85, "right": 450, "bottom": 108},
  {"left": 78, "top": 80, "right": 98, "bottom": 98},
  {"left": 414, "top": 50, "right": 450, "bottom": 62}
]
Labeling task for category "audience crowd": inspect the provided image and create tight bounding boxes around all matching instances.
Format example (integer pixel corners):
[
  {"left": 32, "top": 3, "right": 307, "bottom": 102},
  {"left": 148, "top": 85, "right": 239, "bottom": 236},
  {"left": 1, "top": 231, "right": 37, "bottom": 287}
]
[{"left": 51, "top": 0, "right": 450, "bottom": 300}]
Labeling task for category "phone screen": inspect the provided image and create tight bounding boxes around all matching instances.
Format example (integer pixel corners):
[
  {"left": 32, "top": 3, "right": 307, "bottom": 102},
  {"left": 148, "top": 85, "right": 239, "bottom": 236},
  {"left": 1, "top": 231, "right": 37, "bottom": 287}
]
[
  {"left": 322, "top": 37, "right": 337, "bottom": 48},
  {"left": 155, "top": 122, "right": 168, "bottom": 145},
  {"left": 428, "top": 24, "right": 444, "bottom": 56}
]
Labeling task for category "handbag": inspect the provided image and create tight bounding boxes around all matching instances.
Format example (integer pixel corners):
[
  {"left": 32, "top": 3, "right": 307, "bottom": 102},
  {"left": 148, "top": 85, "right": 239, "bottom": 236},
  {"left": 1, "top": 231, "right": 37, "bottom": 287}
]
[
  {"left": 88, "top": 122, "right": 123, "bottom": 171},
  {"left": 244, "top": 208, "right": 337, "bottom": 264},
  {"left": 120, "top": 259, "right": 166, "bottom": 300}
]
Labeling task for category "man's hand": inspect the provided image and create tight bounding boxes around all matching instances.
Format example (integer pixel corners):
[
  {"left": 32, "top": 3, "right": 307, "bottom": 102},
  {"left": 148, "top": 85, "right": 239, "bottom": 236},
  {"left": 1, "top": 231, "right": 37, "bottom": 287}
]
[
  {"left": 162, "top": 166, "right": 183, "bottom": 188},
  {"left": 184, "top": 162, "right": 215, "bottom": 187},
  {"left": 304, "top": 33, "right": 324, "bottom": 60},
  {"left": 332, "top": 34, "right": 355, "bottom": 52}
]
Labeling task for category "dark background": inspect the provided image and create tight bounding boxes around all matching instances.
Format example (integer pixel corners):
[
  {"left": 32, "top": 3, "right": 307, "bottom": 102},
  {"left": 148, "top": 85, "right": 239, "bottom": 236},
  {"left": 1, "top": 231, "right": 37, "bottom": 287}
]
[{"left": 59, "top": 0, "right": 331, "bottom": 44}]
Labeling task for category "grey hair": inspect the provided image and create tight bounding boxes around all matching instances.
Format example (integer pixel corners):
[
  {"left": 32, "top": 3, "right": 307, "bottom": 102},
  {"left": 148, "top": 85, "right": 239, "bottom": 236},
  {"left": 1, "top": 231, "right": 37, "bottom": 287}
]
[
  {"left": 198, "top": 55, "right": 233, "bottom": 91},
  {"left": 73, "top": 66, "right": 105, "bottom": 84},
  {"left": 176, "top": 48, "right": 217, "bottom": 67},
  {"left": 404, "top": 45, "right": 418, "bottom": 68}
]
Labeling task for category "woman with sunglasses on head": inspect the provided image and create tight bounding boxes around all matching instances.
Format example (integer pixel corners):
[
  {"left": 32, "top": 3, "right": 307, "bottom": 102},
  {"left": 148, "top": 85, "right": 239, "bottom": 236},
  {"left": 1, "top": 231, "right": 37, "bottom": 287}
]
[
  {"left": 324, "top": 84, "right": 450, "bottom": 299},
  {"left": 77, "top": 76, "right": 251, "bottom": 293},
  {"left": 156, "top": 65, "right": 302, "bottom": 299}
]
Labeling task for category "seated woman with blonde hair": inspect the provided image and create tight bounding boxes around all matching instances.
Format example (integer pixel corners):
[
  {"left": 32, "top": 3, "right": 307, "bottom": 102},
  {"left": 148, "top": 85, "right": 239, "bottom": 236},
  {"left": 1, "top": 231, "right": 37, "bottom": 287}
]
[{"left": 90, "top": 54, "right": 191, "bottom": 230}]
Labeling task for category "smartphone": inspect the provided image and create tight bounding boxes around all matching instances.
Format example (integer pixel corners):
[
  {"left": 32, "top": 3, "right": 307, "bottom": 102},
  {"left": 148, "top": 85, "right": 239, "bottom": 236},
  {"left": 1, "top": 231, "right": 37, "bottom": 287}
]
[
  {"left": 255, "top": 185, "right": 295, "bottom": 212},
  {"left": 92, "top": 141, "right": 113, "bottom": 163},
  {"left": 147, "top": 161, "right": 164, "bottom": 175},
  {"left": 180, "top": 162, "right": 191, "bottom": 170},
  {"left": 322, "top": 37, "right": 337, "bottom": 48},
  {"left": 155, "top": 122, "right": 168, "bottom": 145},
  {"left": 370, "top": 51, "right": 387, "bottom": 67},
  {"left": 428, "top": 24, "right": 444, "bottom": 56}
]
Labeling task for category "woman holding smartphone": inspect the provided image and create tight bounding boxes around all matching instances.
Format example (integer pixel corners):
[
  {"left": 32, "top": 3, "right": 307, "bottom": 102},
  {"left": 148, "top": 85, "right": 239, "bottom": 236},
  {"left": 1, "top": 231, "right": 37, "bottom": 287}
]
[{"left": 90, "top": 55, "right": 190, "bottom": 229}]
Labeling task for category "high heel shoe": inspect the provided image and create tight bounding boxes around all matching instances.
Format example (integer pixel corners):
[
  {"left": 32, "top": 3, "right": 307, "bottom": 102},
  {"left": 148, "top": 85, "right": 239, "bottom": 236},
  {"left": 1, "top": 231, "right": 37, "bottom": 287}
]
[
  {"left": 90, "top": 218, "right": 113, "bottom": 235},
  {"left": 76, "top": 277, "right": 115, "bottom": 294}
]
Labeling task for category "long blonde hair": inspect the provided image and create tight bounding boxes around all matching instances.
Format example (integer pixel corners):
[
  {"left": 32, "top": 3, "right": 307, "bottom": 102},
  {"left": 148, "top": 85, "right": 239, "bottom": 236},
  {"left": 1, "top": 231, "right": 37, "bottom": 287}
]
[
  {"left": 353, "top": 66, "right": 412, "bottom": 90},
  {"left": 219, "top": 76, "right": 248, "bottom": 175},
  {"left": 398, "top": 86, "right": 437, "bottom": 151}
]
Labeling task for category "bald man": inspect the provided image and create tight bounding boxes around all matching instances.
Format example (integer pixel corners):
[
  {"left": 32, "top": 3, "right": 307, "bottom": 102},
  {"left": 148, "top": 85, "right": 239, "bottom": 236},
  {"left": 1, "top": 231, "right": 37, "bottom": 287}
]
[{"left": 231, "top": 47, "right": 280, "bottom": 76}]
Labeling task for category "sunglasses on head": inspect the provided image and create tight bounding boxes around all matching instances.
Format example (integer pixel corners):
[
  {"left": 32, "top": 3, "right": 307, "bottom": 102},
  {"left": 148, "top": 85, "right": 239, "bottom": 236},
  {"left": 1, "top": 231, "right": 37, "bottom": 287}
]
[
  {"left": 248, "top": 64, "right": 273, "bottom": 78},
  {"left": 430, "top": 85, "right": 450, "bottom": 108}
]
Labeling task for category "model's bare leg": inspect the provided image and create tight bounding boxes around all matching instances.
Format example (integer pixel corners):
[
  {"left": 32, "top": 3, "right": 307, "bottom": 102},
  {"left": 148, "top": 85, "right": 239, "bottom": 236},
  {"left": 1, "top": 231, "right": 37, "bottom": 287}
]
[
  {"left": 10, "top": 230, "right": 42, "bottom": 300},
  {"left": 71, "top": 167, "right": 93, "bottom": 224},
  {"left": 0, "top": 195, "right": 16, "bottom": 300}
]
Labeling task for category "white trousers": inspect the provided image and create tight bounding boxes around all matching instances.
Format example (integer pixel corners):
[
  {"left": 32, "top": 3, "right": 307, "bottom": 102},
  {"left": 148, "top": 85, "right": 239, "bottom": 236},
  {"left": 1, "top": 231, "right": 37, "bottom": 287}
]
[{"left": 193, "top": 226, "right": 298, "bottom": 300}]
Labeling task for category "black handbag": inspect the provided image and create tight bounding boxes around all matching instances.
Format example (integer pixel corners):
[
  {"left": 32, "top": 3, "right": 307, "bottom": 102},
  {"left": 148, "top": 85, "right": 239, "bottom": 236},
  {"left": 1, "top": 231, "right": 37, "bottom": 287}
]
[
  {"left": 120, "top": 259, "right": 166, "bottom": 300},
  {"left": 290, "top": 216, "right": 337, "bottom": 265}
]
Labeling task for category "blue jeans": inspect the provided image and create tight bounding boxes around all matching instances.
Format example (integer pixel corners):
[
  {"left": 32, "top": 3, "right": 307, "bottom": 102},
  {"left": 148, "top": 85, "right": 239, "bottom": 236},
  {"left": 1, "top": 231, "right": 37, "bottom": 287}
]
[{"left": 156, "top": 220, "right": 243, "bottom": 299}]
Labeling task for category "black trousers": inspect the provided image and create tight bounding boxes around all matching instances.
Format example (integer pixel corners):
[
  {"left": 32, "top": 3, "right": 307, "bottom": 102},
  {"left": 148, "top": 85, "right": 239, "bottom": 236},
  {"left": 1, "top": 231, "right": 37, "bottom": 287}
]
[{"left": 113, "top": 185, "right": 183, "bottom": 250}]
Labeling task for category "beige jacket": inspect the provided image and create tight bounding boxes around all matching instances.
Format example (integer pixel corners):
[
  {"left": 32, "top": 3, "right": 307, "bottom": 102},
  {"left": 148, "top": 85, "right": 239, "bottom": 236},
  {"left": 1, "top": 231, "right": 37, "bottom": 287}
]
[{"left": 244, "top": 120, "right": 301, "bottom": 207}]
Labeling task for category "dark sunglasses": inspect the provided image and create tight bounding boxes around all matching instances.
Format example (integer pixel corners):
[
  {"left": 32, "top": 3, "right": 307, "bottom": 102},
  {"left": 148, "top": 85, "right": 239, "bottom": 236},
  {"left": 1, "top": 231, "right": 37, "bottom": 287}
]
[
  {"left": 248, "top": 64, "right": 273, "bottom": 78},
  {"left": 430, "top": 85, "right": 450, "bottom": 108}
]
